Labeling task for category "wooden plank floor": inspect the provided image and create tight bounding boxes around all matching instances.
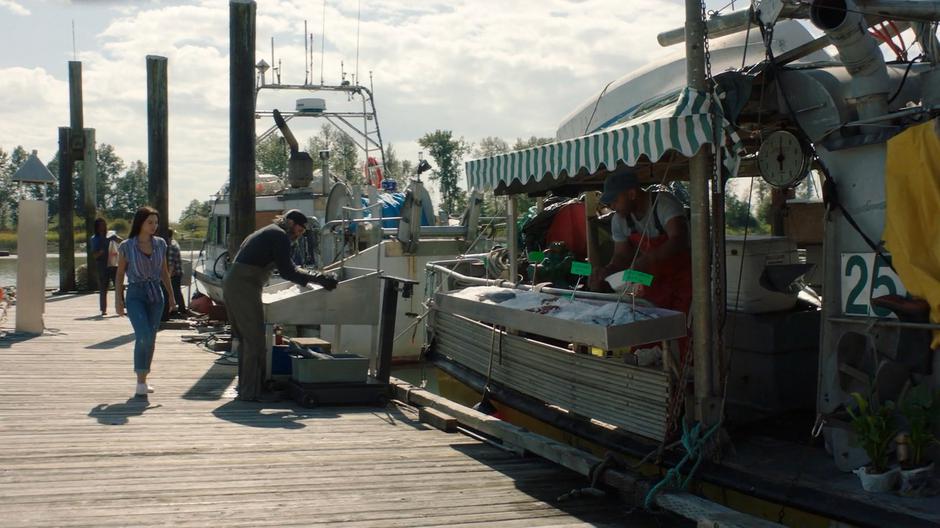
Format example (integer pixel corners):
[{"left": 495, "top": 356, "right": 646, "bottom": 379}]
[{"left": 0, "top": 293, "right": 644, "bottom": 527}]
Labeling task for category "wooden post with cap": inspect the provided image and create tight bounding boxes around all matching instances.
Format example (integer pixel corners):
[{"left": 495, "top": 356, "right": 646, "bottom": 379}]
[{"left": 229, "top": 0, "right": 257, "bottom": 256}]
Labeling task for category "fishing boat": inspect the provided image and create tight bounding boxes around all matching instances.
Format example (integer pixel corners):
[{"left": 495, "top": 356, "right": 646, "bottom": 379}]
[
  {"left": 192, "top": 49, "right": 488, "bottom": 361},
  {"left": 424, "top": 3, "right": 940, "bottom": 526}
]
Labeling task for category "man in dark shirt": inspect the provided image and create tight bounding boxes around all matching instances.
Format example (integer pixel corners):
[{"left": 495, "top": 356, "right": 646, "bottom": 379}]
[{"left": 223, "top": 210, "right": 338, "bottom": 401}]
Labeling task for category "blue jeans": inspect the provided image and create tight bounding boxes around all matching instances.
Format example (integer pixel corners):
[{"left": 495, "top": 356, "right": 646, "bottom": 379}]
[{"left": 125, "top": 282, "right": 165, "bottom": 374}]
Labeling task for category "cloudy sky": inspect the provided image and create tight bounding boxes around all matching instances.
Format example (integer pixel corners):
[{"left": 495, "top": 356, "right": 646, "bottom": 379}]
[{"left": 0, "top": 0, "right": 729, "bottom": 220}]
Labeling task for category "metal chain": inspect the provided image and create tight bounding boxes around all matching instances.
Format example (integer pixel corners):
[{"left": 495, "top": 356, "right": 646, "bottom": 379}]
[
  {"left": 664, "top": 342, "right": 694, "bottom": 439},
  {"left": 701, "top": 0, "right": 713, "bottom": 84},
  {"left": 701, "top": 0, "right": 728, "bottom": 412}
]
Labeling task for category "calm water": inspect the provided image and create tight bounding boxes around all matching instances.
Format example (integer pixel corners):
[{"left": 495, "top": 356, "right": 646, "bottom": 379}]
[
  {"left": 0, "top": 254, "right": 85, "bottom": 289},
  {"left": 0, "top": 252, "right": 201, "bottom": 289}
]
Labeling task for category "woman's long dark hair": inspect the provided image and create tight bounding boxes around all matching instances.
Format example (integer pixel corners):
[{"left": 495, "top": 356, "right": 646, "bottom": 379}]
[
  {"left": 129, "top": 206, "right": 159, "bottom": 239},
  {"left": 94, "top": 217, "right": 107, "bottom": 235}
]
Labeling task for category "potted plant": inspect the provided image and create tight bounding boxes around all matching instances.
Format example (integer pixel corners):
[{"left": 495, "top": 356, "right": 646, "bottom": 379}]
[
  {"left": 898, "top": 384, "right": 940, "bottom": 492},
  {"left": 847, "top": 391, "right": 899, "bottom": 492}
]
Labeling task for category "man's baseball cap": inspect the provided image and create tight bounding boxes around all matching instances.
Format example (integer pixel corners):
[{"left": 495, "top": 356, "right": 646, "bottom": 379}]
[
  {"left": 600, "top": 171, "right": 640, "bottom": 204},
  {"left": 284, "top": 209, "right": 308, "bottom": 227}
]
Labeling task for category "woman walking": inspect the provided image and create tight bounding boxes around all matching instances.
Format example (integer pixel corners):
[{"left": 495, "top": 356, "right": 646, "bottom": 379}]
[{"left": 115, "top": 206, "right": 176, "bottom": 396}]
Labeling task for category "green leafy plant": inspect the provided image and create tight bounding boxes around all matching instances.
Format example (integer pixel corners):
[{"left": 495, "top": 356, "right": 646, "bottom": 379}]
[
  {"left": 899, "top": 384, "right": 940, "bottom": 468},
  {"left": 847, "top": 391, "right": 897, "bottom": 474}
]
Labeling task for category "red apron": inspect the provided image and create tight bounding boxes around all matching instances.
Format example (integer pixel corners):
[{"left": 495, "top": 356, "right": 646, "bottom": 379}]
[
  {"left": 626, "top": 230, "right": 692, "bottom": 315},
  {"left": 628, "top": 229, "right": 693, "bottom": 363}
]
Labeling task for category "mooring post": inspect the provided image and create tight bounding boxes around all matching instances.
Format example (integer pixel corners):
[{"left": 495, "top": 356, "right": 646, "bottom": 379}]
[
  {"left": 229, "top": 0, "right": 257, "bottom": 255},
  {"left": 83, "top": 128, "right": 97, "bottom": 291},
  {"left": 57, "top": 127, "right": 76, "bottom": 292},
  {"left": 68, "top": 62, "right": 85, "bottom": 162},
  {"left": 147, "top": 55, "right": 169, "bottom": 240}
]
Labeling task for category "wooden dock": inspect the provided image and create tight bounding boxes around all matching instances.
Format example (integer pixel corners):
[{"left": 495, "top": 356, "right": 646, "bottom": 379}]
[{"left": 0, "top": 293, "right": 642, "bottom": 527}]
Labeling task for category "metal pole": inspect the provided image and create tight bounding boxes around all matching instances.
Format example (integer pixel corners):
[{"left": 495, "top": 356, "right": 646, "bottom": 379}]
[
  {"left": 376, "top": 278, "right": 398, "bottom": 383},
  {"left": 507, "top": 195, "right": 519, "bottom": 283},
  {"left": 229, "top": 0, "right": 257, "bottom": 256},
  {"left": 57, "top": 127, "right": 76, "bottom": 292},
  {"left": 147, "top": 55, "right": 170, "bottom": 240},
  {"left": 83, "top": 128, "right": 97, "bottom": 292},
  {"left": 685, "top": 0, "right": 718, "bottom": 425}
]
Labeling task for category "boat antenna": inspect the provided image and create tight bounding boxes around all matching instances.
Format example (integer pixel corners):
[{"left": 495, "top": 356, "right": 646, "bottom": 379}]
[
  {"left": 309, "top": 33, "right": 314, "bottom": 85},
  {"left": 71, "top": 20, "right": 77, "bottom": 60},
  {"left": 355, "top": 0, "right": 361, "bottom": 86},
  {"left": 304, "top": 20, "right": 309, "bottom": 84},
  {"left": 320, "top": 0, "right": 327, "bottom": 85}
]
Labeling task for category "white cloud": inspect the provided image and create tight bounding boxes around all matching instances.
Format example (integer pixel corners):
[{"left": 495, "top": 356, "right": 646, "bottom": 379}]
[
  {"left": 0, "top": 0, "right": 30, "bottom": 16},
  {"left": 0, "top": 0, "right": 690, "bottom": 220}
]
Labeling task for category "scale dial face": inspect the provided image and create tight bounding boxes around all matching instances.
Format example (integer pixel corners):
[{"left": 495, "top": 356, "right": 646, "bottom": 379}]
[{"left": 757, "top": 130, "right": 810, "bottom": 189}]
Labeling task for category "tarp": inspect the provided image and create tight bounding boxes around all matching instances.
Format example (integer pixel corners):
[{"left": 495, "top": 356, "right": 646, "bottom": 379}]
[
  {"left": 360, "top": 192, "right": 433, "bottom": 229},
  {"left": 465, "top": 87, "right": 740, "bottom": 193},
  {"left": 883, "top": 118, "right": 940, "bottom": 347}
]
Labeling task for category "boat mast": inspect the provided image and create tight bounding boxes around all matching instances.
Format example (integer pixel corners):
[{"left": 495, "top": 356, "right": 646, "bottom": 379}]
[{"left": 685, "top": 0, "right": 720, "bottom": 427}]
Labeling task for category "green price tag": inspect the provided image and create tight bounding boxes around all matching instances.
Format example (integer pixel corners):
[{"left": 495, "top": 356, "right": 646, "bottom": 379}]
[
  {"left": 528, "top": 251, "right": 545, "bottom": 263},
  {"left": 570, "top": 261, "right": 593, "bottom": 276},
  {"left": 623, "top": 269, "right": 654, "bottom": 286}
]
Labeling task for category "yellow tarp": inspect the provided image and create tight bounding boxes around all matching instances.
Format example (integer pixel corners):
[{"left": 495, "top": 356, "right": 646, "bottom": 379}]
[{"left": 883, "top": 118, "right": 940, "bottom": 348}]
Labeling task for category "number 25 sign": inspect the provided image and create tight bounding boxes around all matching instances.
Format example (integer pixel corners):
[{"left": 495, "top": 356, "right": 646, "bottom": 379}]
[{"left": 841, "top": 253, "right": 908, "bottom": 318}]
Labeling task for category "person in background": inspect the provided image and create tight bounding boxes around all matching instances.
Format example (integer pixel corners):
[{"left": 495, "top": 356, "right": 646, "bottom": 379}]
[
  {"left": 165, "top": 228, "right": 186, "bottom": 319},
  {"left": 116, "top": 206, "right": 176, "bottom": 397},
  {"left": 90, "top": 218, "right": 122, "bottom": 316},
  {"left": 223, "top": 209, "right": 338, "bottom": 402},
  {"left": 588, "top": 170, "right": 692, "bottom": 314}
]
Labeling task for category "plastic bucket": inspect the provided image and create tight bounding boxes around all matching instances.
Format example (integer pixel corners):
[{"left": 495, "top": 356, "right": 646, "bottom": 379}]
[{"left": 271, "top": 345, "right": 292, "bottom": 376}]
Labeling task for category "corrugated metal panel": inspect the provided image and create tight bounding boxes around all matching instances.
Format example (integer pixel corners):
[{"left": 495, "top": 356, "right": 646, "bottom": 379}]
[{"left": 433, "top": 311, "right": 671, "bottom": 441}]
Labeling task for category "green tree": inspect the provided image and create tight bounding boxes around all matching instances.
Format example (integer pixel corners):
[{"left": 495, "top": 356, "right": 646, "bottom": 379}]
[
  {"left": 512, "top": 136, "right": 554, "bottom": 150},
  {"left": 400, "top": 159, "right": 413, "bottom": 179},
  {"left": 256, "top": 135, "right": 289, "bottom": 179},
  {"left": 381, "top": 144, "right": 414, "bottom": 189},
  {"left": 332, "top": 132, "right": 360, "bottom": 184},
  {"left": 94, "top": 144, "right": 125, "bottom": 212},
  {"left": 474, "top": 136, "right": 509, "bottom": 158},
  {"left": 305, "top": 130, "right": 328, "bottom": 174},
  {"left": 471, "top": 137, "right": 510, "bottom": 217},
  {"left": 304, "top": 124, "right": 360, "bottom": 184},
  {"left": 178, "top": 198, "right": 211, "bottom": 232},
  {"left": 383, "top": 143, "right": 401, "bottom": 182},
  {"left": 0, "top": 147, "right": 14, "bottom": 229},
  {"left": 418, "top": 130, "right": 471, "bottom": 216},
  {"left": 179, "top": 199, "right": 204, "bottom": 223},
  {"left": 724, "top": 188, "right": 758, "bottom": 233},
  {"left": 110, "top": 160, "right": 148, "bottom": 218}
]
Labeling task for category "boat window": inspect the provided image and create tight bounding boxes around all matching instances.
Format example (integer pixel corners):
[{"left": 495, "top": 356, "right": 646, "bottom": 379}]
[{"left": 207, "top": 216, "right": 217, "bottom": 246}]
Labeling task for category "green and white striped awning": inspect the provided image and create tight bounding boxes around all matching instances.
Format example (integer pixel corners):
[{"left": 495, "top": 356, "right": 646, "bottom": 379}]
[{"left": 466, "top": 88, "right": 739, "bottom": 193}]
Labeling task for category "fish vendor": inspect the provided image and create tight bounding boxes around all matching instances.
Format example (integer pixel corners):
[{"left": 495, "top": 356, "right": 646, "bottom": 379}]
[
  {"left": 223, "top": 209, "right": 339, "bottom": 402},
  {"left": 589, "top": 170, "right": 692, "bottom": 315}
]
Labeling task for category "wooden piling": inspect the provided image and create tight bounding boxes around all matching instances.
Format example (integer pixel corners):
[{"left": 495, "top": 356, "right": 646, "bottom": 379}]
[
  {"left": 229, "top": 0, "right": 257, "bottom": 256},
  {"left": 82, "top": 128, "right": 97, "bottom": 291},
  {"left": 147, "top": 55, "right": 169, "bottom": 240},
  {"left": 68, "top": 61, "right": 84, "bottom": 161},
  {"left": 57, "top": 127, "right": 75, "bottom": 292}
]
